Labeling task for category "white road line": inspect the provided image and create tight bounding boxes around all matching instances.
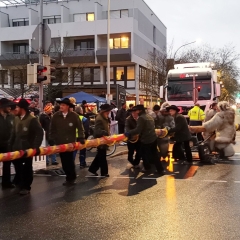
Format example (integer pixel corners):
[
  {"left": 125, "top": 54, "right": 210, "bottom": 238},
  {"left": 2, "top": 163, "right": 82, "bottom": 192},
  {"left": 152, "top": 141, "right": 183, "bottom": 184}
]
[{"left": 202, "top": 180, "right": 227, "bottom": 183}]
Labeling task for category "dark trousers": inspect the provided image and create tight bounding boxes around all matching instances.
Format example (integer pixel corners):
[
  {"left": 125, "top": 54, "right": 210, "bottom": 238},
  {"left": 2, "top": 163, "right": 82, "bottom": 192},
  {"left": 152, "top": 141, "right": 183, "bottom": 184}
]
[
  {"left": 89, "top": 148, "right": 108, "bottom": 175},
  {"left": 189, "top": 121, "right": 203, "bottom": 142},
  {"left": 172, "top": 141, "right": 193, "bottom": 162},
  {"left": 118, "top": 124, "right": 125, "bottom": 134},
  {"left": 73, "top": 148, "right": 87, "bottom": 166},
  {"left": 59, "top": 152, "right": 76, "bottom": 181},
  {"left": 0, "top": 146, "right": 16, "bottom": 186},
  {"left": 141, "top": 140, "right": 164, "bottom": 173},
  {"left": 127, "top": 141, "right": 141, "bottom": 166},
  {"left": 14, "top": 157, "right": 33, "bottom": 190}
]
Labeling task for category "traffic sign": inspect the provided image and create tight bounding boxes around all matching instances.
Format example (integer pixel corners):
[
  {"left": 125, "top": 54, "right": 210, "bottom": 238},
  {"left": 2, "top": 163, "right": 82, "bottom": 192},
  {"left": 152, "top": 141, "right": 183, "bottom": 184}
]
[{"left": 31, "top": 23, "right": 51, "bottom": 54}]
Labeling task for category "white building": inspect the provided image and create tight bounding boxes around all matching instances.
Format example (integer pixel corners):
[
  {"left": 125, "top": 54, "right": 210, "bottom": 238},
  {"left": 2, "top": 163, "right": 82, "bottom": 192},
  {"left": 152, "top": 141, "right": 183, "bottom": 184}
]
[{"left": 0, "top": 0, "right": 166, "bottom": 104}]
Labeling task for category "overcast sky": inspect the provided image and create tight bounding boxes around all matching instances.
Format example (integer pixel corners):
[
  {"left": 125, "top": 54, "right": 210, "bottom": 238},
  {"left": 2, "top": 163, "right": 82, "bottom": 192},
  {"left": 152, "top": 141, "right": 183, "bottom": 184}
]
[{"left": 145, "top": 0, "right": 240, "bottom": 61}]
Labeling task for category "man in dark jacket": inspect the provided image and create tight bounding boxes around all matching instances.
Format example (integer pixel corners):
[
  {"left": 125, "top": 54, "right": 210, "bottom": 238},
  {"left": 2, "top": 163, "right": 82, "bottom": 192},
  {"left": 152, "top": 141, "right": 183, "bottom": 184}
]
[
  {"left": 125, "top": 106, "right": 141, "bottom": 167},
  {"left": 126, "top": 104, "right": 134, "bottom": 118},
  {"left": 9, "top": 99, "right": 43, "bottom": 195},
  {"left": 116, "top": 103, "right": 127, "bottom": 134},
  {"left": 125, "top": 105, "right": 165, "bottom": 174},
  {"left": 29, "top": 101, "right": 40, "bottom": 117},
  {"left": 88, "top": 104, "right": 112, "bottom": 177},
  {"left": 0, "top": 98, "right": 16, "bottom": 189},
  {"left": 166, "top": 105, "right": 192, "bottom": 164},
  {"left": 50, "top": 98, "right": 85, "bottom": 186},
  {"left": 39, "top": 105, "right": 58, "bottom": 165}
]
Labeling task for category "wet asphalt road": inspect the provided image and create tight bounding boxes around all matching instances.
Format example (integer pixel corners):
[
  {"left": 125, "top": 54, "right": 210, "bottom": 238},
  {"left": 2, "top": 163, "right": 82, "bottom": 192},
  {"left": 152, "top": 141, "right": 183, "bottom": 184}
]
[{"left": 0, "top": 117, "right": 240, "bottom": 240}]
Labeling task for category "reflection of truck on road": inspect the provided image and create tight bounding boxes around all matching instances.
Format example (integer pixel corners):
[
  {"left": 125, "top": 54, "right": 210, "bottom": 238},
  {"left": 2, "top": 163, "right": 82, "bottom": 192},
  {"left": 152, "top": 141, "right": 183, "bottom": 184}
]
[{"left": 160, "top": 62, "right": 221, "bottom": 117}]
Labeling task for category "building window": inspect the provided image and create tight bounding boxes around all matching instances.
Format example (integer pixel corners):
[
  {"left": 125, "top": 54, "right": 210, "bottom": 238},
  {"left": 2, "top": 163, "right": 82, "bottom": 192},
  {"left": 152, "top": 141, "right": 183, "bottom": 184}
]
[
  {"left": 109, "top": 37, "right": 129, "bottom": 49},
  {"left": 116, "top": 67, "right": 124, "bottom": 80},
  {"left": 55, "top": 68, "right": 68, "bottom": 83},
  {"left": 83, "top": 68, "right": 91, "bottom": 82},
  {"left": 12, "top": 18, "right": 29, "bottom": 27},
  {"left": 94, "top": 68, "right": 100, "bottom": 81},
  {"left": 74, "top": 39, "right": 94, "bottom": 50},
  {"left": 74, "top": 13, "right": 95, "bottom": 22},
  {"left": 43, "top": 16, "right": 61, "bottom": 24},
  {"left": 13, "top": 43, "right": 29, "bottom": 54},
  {"left": 110, "top": 10, "right": 128, "bottom": 19},
  {"left": 127, "top": 66, "right": 135, "bottom": 80},
  {"left": 87, "top": 13, "right": 95, "bottom": 21}
]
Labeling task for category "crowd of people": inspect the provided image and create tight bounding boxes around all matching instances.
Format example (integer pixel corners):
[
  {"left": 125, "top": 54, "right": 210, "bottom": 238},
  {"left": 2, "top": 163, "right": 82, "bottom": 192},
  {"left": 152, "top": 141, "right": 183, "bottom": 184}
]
[{"left": 0, "top": 96, "right": 237, "bottom": 195}]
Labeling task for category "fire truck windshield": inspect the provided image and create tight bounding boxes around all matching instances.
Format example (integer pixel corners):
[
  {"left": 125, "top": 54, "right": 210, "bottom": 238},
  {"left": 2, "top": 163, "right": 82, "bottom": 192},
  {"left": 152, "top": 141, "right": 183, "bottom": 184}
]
[{"left": 167, "top": 80, "right": 211, "bottom": 101}]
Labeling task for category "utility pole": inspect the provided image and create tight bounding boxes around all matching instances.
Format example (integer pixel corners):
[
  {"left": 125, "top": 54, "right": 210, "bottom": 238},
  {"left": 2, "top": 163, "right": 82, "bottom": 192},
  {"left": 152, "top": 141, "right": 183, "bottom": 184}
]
[
  {"left": 39, "top": 0, "right": 44, "bottom": 111},
  {"left": 106, "top": 0, "right": 111, "bottom": 104}
]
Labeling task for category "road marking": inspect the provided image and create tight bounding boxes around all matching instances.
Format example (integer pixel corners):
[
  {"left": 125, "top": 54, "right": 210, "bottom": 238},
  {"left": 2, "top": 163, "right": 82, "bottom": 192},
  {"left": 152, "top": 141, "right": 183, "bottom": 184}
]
[
  {"left": 183, "top": 166, "right": 199, "bottom": 179},
  {"left": 113, "top": 176, "right": 135, "bottom": 179},
  {"left": 202, "top": 180, "right": 227, "bottom": 183}
]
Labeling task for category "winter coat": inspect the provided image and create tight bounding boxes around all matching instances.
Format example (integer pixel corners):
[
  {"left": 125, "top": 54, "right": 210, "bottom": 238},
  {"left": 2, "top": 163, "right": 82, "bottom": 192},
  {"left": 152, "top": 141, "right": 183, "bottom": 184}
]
[
  {"left": 203, "top": 108, "right": 236, "bottom": 144},
  {"left": 159, "top": 115, "right": 175, "bottom": 129},
  {"left": 76, "top": 115, "right": 90, "bottom": 139},
  {"left": 94, "top": 113, "right": 110, "bottom": 150},
  {"left": 116, "top": 108, "right": 126, "bottom": 125},
  {"left": 39, "top": 113, "right": 52, "bottom": 141},
  {"left": 125, "top": 115, "right": 138, "bottom": 141},
  {"left": 204, "top": 109, "right": 217, "bottom": 122},
  {"left": 94, "top": 113, "right": 110, "bottom": 138},
  {"left": 129, "top": 112, "right": 157, "bottom": 144},
  {"left": 50, "top": 111, "right": 84, "bottom": 145},
  {"left": 168, "top": 113, "right": 191, "bottom": 142},
  {"left": 0, "top": 113, "right": 15, "bottom": 149},
  {"left": 150, "top": 111, "right": 162, "bottom": 129},
  {"left": 9, "top": 113, "right": 43, "bottom": 151}
]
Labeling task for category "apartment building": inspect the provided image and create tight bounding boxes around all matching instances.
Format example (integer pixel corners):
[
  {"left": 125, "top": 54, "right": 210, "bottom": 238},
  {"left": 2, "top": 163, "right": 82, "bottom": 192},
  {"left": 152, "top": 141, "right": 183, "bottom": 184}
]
[{"left": 0, "top": 0, "right": 166, "bottom": 103}]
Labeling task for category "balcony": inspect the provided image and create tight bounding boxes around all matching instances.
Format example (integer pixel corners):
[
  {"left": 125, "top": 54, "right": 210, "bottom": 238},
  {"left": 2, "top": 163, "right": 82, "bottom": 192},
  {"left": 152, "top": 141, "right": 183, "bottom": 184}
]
[
  {"left": 96, "top": 47, "right": 131, "bottom": 62},
  {"left": 62, "top": 49, "right": 95, "bottom": 64},
  {"left": 0, "top": 53, "right": 31, "bottom": 67}
]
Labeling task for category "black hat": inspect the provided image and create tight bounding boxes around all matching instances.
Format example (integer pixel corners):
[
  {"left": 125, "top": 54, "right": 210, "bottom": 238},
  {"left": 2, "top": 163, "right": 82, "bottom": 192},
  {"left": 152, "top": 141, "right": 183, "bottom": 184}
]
[
  {"left": 17, "top": 99, "right": 30, "bottom": 110},
  {"left": 100, "top": 104, "right": 113, "bottom": 112},
  {"left": 134, "top": 105, "right": 145, "bottom": 111},
  {"left": 153, "top": 105, "right": 160, "bottom": 111},
  {"left": 166, "top": 105, "right": 180, "bottom": 112},
  {"left": 0, "top": 98, "right": 16, "bottom": 108},
  {"left": 128, "top": 106, "right": 138, "bottom": 112},
  {"left": 57, "top": 98, "right": 75, "bottom": 108},
  {"left": 82, "top": 100, "right": 87, "bottom": 105}
]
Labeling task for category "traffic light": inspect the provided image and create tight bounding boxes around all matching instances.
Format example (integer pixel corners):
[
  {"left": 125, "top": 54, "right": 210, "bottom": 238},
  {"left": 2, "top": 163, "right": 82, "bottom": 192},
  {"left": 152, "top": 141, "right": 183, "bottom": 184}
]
[
  {"left": 43, "top": 55, "right": 56, "bottom": 84},
  {"left": 27, "top": 63, "right": 47, "bottom": 85},
  {"left": 197, "top": 86, "right": 201, "bottom": 92}
]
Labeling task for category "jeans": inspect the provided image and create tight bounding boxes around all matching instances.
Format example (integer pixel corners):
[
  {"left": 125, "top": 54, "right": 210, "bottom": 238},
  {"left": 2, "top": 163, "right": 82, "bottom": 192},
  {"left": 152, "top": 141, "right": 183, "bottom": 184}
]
[
  {"left": 59, "top": 152, "right": 76, "bottom": 181},
  {"left": 73, "top": 148, "right": 87, "bottom": 166},
  {"left": 127, "top": 141, "right": 141, "bottom": 166},
  {"left": 89, "top": 148, "right": 108, "bottom": 175},
  {"left": 141, "top": 140, "right": 164, "bottom": 173},
  {"left": 46, "top": 140, "right": 57, "bottom": 164}
]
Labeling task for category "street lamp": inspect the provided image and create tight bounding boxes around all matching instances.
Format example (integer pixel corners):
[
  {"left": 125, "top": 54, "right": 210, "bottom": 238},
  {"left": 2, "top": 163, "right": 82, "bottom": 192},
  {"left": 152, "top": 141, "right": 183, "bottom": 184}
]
[
  {"left": 106, "top": 0, "right": 111, "bottom": 104},
  {"left": 173, "top": 39, "right": 201, "bottom": 61}
]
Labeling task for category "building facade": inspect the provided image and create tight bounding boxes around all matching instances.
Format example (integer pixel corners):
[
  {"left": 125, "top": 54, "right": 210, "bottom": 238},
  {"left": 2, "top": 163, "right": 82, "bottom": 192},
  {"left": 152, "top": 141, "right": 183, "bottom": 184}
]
[{"left": 0, "top": 0, "right": 166, "bottom": 103}]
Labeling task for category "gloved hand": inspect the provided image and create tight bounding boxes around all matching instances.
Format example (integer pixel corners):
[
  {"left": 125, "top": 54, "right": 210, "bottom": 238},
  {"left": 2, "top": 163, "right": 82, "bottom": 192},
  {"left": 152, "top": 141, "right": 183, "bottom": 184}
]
[
  {"left": 48, "top": 140, "right": 55, "bottom": 146},
  {"left": 124, "top": 132, "right": 131, "bottom": 138},
  {"left": 101, "top": 130, "right": 108, "bottom": 136},
  {"left": 77, "top": 138, "right": 85, "bottom": 145}
]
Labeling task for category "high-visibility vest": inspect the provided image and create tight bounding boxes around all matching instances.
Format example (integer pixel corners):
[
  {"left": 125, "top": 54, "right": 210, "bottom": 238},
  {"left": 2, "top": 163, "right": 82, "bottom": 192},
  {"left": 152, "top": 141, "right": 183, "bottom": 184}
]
[
  {"left": 188, "top": 106, "right": 205, "bottom": 121},
  {"left": 76, "top": 115, "right": 87, "bottom": 138}
]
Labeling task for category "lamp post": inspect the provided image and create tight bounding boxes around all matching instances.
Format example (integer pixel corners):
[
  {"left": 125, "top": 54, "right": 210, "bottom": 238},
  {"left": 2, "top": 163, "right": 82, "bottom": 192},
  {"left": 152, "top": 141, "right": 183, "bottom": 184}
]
[
  {"left": 173, "top": 39, "right": 201, "bottom": 61},
  {"left": 106, "top": 0, "right": 111, "bottom": 104}
]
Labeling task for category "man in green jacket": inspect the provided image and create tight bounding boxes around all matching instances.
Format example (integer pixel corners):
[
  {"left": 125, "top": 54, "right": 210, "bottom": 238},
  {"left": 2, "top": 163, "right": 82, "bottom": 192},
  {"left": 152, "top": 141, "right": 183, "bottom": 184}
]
[
  {"left": 125, "top": 105, "right": 165, "bottom": 175},
  {"left": 50, "top": 98, "right": 85, "bottom": 186},
  {"left": 9, "top": 99, "right": 43, "bottom": 195}
]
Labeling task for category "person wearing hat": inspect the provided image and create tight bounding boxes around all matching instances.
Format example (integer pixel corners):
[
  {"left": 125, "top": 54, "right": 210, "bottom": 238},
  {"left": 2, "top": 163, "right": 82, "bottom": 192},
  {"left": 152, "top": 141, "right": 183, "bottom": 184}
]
[
  {"left": 166, "top": 105, "right": 192, "bottom": 164},
  {"left": 39, "top": 105, "right": 58, "bottom": 166},
  {"left": 125, "top": 105, "right": 165, "bottom": 174},
  {"left": 49, "top": 98, "right": 85, "bottom": 186},
  {"left": 29, "top": 101, "right": 40, "bottom": 117},
  {"left": 0, "top": 98, "right": 16, "bottom": 189},
  {"left": 125, "top": 106, "right": 141, "bottom": 168},
  {"left": 9, "top": 99, "right": 44, "bottom": 195},
  {"left": 88, "top": 103, "right": 112, "bottom": 177},
  {"left": 157, "top": 102, "right": 175, "bottom": 160}
]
